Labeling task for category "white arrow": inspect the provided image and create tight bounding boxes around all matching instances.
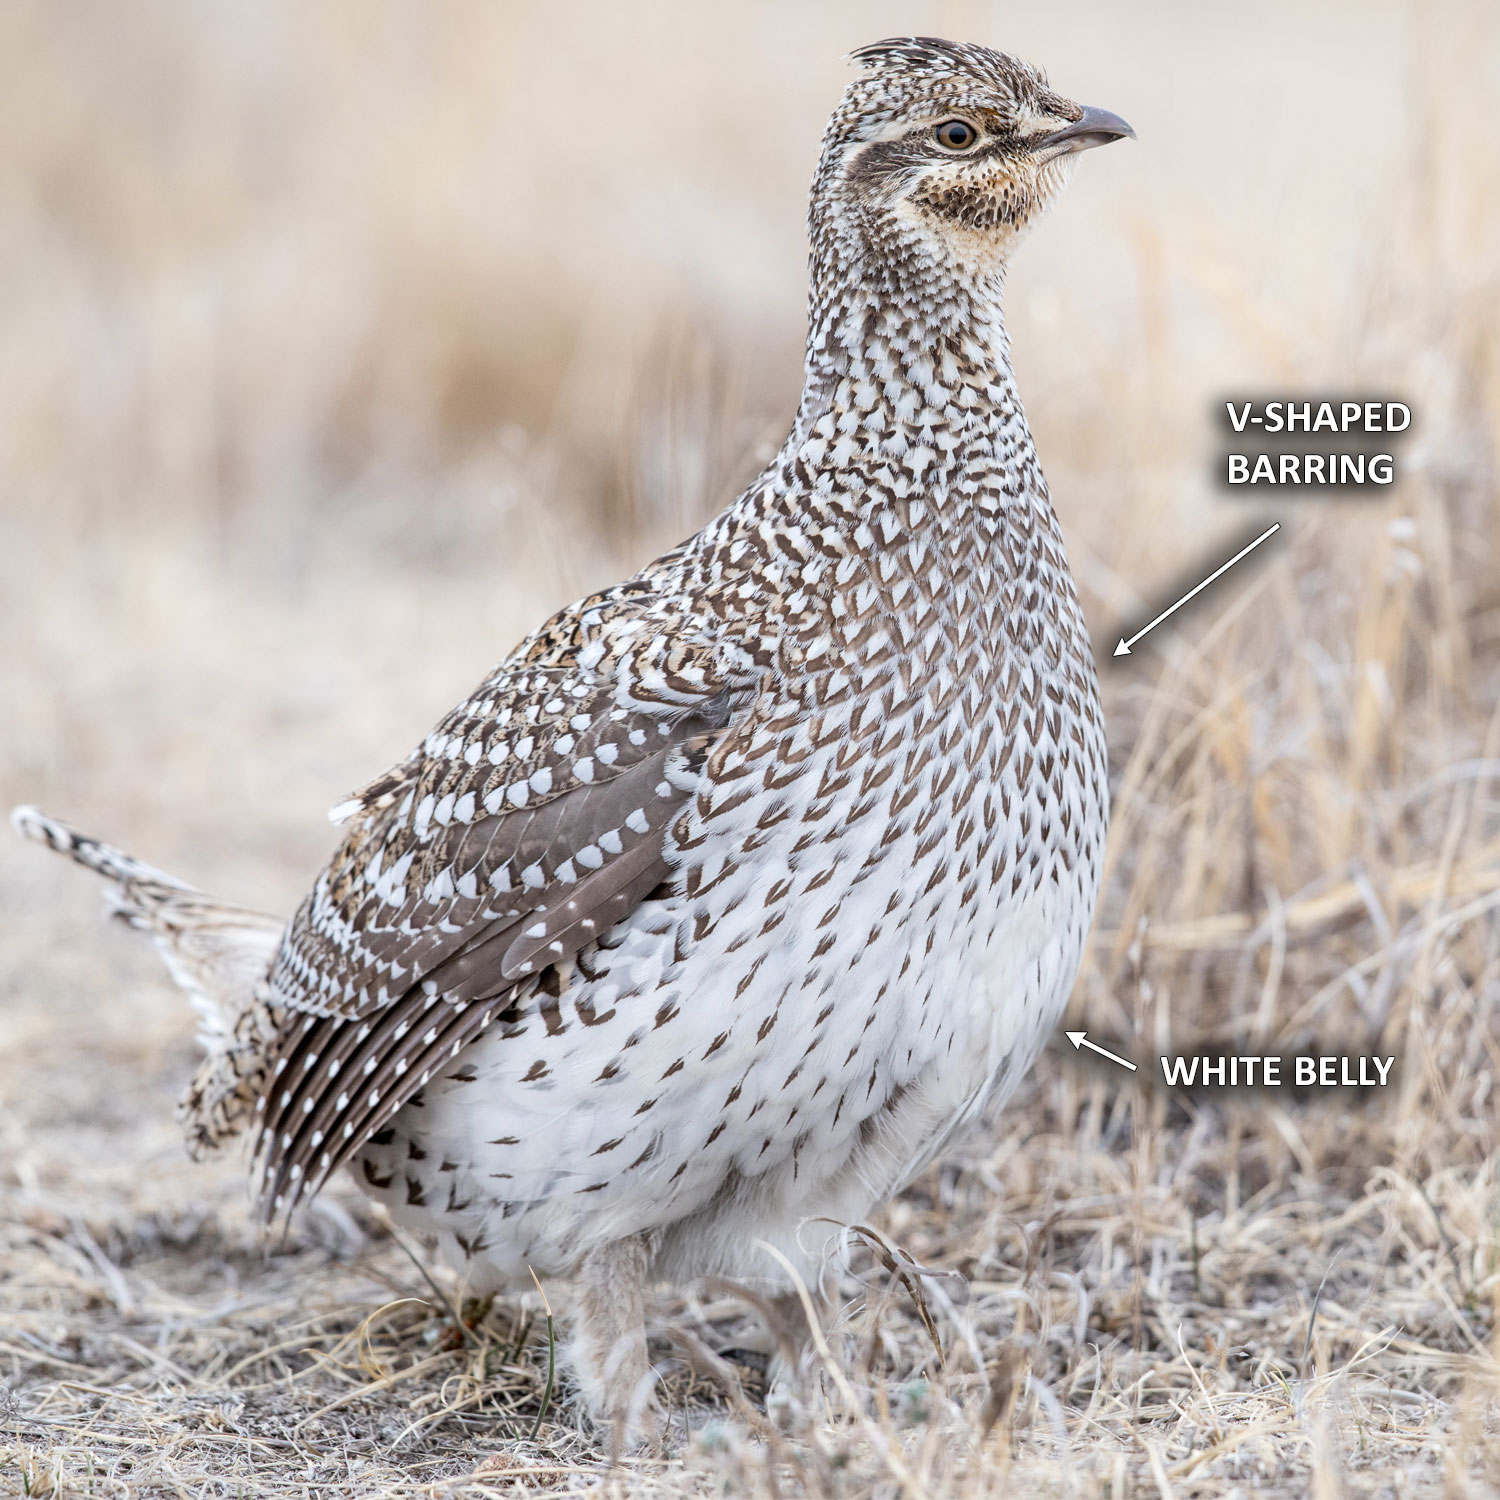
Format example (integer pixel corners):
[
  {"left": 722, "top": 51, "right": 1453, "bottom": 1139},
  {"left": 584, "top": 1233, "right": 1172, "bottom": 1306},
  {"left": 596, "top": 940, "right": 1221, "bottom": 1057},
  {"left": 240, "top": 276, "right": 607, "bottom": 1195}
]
[
  {"left": 1114, "top": 522, "right": 1281, "bottom": 656},
  {"left": 1065, "top": 1030, "right": 1138, "bottom": 1071}
]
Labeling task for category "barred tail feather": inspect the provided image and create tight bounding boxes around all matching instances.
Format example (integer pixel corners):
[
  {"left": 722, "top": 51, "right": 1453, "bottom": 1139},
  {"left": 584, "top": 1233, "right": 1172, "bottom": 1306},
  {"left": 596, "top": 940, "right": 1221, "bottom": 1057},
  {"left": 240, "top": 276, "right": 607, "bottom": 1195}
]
[
  {"left": 12, "top": 804, "right": 195, "bottom": 894},
  {"left": 11, "top": 805, "right": 287, "bottom": 1154}
]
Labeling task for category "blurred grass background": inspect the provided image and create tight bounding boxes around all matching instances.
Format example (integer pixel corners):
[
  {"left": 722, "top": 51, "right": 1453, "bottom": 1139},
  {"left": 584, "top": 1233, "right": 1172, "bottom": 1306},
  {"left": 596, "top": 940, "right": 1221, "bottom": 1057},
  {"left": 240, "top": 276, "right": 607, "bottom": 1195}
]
[{"left": 3, "top": 1, "right": 1500, "bottom": 1494}]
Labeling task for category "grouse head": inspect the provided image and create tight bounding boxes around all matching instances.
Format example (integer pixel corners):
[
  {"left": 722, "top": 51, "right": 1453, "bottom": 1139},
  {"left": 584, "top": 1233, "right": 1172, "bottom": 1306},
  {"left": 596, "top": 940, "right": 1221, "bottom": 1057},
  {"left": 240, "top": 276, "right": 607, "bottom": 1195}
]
[{"left": 811, "top": 37, "right": 1132, "bottom": 298}]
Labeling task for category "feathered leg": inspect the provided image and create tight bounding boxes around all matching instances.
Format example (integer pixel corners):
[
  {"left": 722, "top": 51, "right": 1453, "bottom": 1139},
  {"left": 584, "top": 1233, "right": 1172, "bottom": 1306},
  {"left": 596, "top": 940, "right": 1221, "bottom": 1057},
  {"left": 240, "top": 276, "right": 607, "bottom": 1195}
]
[{"left": 569, "top": 1235, "right": 659, "bottom": 1449}]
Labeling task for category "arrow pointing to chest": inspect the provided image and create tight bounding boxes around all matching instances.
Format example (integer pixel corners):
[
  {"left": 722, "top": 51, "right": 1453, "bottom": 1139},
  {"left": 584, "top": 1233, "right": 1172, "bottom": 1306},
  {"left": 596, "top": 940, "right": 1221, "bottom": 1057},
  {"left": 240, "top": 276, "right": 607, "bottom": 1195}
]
[
  {"left": 1113, "top": 522, "right": 1281, "bottom": 656},
  {"left": 1065, "top": 1030, "right": 1138, "bottom": 1071}
]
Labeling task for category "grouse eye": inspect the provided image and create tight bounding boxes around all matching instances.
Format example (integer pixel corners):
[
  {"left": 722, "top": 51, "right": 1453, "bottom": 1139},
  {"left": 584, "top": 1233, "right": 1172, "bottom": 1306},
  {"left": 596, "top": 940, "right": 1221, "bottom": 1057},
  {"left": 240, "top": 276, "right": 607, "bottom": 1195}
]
[{"left": 934, "top": 119, "right": 978, "bottom": 151}]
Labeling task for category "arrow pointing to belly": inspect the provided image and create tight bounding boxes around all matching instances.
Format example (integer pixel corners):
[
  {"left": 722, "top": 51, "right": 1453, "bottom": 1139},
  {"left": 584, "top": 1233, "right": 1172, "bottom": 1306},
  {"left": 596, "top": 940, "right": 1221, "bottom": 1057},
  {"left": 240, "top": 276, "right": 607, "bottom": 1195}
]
[
  {"left": 1114, "top": 522, "right": 1281, "bottom": 656},
  {"left": 1065, "top": 1030, "right": 1138, "bottom": 1071}
]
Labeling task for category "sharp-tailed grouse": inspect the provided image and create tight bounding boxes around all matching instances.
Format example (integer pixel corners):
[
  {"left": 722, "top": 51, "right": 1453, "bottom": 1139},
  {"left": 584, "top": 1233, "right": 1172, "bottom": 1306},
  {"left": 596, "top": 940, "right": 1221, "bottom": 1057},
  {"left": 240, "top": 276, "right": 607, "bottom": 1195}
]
[{"left": 15, "top": 35, "right": 1130, "bottom": 1439}]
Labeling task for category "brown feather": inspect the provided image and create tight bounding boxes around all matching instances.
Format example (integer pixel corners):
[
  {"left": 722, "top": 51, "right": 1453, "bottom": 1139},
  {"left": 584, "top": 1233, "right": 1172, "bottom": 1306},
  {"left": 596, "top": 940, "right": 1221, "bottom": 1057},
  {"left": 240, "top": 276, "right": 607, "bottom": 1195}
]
[{"left": 254, "top": 688, "right": 732, "bottom": 1214}]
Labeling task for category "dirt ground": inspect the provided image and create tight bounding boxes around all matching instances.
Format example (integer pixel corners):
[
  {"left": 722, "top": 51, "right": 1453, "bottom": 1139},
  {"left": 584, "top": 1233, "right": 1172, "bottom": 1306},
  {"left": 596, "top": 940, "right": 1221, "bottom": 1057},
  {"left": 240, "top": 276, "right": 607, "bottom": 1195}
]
[{"left": 4, "top": 2, "right": 1500, "bottom": 1495}]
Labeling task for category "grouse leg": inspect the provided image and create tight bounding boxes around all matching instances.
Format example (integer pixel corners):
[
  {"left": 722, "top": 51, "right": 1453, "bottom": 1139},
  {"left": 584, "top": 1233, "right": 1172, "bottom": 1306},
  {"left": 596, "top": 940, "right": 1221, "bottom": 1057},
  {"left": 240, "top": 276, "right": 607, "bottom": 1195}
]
[{"left": 569, "top": 1235, "right": 658, "bottom": 1448}]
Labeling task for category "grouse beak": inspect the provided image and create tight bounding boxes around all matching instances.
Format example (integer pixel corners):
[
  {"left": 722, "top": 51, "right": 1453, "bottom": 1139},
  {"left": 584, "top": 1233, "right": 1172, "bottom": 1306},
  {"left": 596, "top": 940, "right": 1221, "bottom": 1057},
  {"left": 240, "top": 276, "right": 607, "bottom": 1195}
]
[{"left": 1035, "top": 105, "right": 1135, "bottom": 158}]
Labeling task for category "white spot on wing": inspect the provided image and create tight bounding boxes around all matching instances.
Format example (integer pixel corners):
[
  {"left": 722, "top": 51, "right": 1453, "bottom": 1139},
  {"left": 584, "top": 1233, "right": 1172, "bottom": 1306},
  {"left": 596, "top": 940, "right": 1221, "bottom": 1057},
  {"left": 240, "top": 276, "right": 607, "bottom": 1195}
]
[{"left": 413, "top": 795, "right": 436, "bottom": 836}]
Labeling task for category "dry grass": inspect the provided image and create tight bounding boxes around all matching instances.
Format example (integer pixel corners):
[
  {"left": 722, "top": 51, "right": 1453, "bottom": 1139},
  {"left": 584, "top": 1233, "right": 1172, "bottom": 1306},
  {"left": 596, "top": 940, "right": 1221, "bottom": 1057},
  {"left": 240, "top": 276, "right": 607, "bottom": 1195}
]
[{"left": 4, "top": 1, "right": 1500, "bottom": 1494}]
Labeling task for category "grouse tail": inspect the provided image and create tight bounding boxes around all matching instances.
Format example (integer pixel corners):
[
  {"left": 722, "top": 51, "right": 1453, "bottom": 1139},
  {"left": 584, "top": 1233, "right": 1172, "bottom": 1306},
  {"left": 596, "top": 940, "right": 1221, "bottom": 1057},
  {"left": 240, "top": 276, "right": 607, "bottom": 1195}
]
[{"left": 11, "top": 805, "right": 287, "bottom": 1154}]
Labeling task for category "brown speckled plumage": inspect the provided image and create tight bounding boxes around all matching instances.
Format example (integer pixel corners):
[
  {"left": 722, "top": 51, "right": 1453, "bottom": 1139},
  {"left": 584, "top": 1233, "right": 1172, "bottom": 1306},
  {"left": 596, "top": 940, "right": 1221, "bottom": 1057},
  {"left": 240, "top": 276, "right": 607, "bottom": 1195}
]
[{"left": 15, "top": 36, "right": 1131, "bottom": 1438}]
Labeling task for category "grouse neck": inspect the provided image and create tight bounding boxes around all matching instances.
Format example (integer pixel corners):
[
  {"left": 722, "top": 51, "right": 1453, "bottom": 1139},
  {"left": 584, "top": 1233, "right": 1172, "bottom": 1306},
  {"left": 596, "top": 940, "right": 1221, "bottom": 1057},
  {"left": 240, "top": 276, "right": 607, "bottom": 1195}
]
[
  {"left": 806, "top": 245, "right": 1009, "bottom": 382},
  {"left": 792, "top": 263, "right": 1039, "bottom": 506}
]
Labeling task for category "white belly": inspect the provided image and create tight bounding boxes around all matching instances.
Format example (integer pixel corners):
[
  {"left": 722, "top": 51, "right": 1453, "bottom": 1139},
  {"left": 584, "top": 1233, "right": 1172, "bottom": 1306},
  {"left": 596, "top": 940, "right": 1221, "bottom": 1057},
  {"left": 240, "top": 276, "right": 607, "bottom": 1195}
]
[{"left": 358, "top": 654, "right": 1108, "bottom": 1290}]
